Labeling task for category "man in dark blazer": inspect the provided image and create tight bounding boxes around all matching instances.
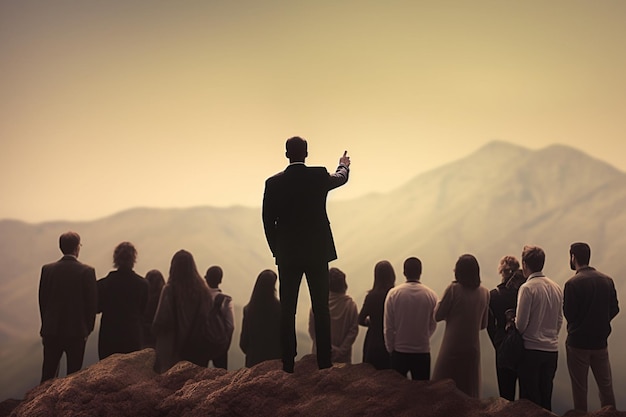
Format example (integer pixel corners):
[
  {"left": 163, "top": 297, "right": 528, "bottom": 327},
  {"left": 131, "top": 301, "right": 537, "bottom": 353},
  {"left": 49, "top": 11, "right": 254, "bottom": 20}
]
[
  {"left": 38, "top": 231, "right": 98, "bottom": 382},
  {"left": 262, "top": 136, "right": 350, "bottom": 372}
]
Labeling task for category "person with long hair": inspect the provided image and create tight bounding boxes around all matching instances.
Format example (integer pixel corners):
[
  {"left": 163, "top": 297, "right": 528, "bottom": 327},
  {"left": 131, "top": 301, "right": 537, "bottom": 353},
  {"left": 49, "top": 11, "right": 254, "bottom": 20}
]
[
  {"left": 152, "top": 250, "right": 213, "bottom": 373},
  {"left": 97, "top": 241, "right": 148, "bottom": 360},
  {"left": 432, "top": 254, "right": 490, "bottom": 398},
  {"left": 239, "top": 269, "right": 282, "bottom": 367},
  {"left": 358, "top": 260, "right": 396, "bottom": 369},
  {"left": 142, "top": 269, "right": 165, "bottom": 348}
]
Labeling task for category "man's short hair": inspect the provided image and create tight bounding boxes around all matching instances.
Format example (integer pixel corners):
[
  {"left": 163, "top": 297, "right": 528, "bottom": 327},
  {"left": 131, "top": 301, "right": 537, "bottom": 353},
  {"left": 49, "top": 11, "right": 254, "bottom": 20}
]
[
  {"left": 205, "top": 265, "right": 223, "bottom": 288},
  {"left": 522, "top": 245, "right": 545, "bottom": 273},
  {"left": 403, "top": 257, "right": 422, "bottom": 280},
  {"left": 570, "top": 242, "right": 591, "bottom": 266},
  {"left": 285, "top": 136, "right": 308, "bottom": 160},
  {"left": 329, "top": 267, "right": 348, "bottom": 294},
  {"left": 59, "top": 231, "right": 81, "bottom": 255}
]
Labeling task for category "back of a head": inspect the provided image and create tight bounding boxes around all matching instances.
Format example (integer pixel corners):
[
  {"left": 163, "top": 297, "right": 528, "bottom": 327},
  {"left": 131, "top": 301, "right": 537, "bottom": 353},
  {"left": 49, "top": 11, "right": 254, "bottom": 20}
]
[
  {"left": 113, "top": 241, "right": 137, "bottom": 270},
  {"left": 373, "top": 260, "right": 395, "bottom": 292},
  {"left": 403, "top": 257, "right": 422, "bottom": 281},
  {"left": 329, "top": 267, "right": 348, "bottom": 294},
  {"left": 250, "top": 269, "right": 278, "bottom": 306},
  {"left": 169, "top": 250, "right": 202, "bottom": 285},
  {"left": 570, "top": 242, "right": 591, "bottom": 266},
  {"left": 522, "top": 245, "right": 545, "bottom": 274},
  {"left": 455, "top": 254, "right": 481, "bottom": 289},
  {"left": 145, "top": 269, "right": 165, "bottom": 294},
  {"left": 205, "top": 265, "right": 223, "bottom": 288},
  {"left": 285, "top": 136, "right": 308, "bottom": 161},
  {"left": 498, "top": 255, "right": 520, "bottom": 275},
  {"left": 59, "top": 231, "right": 81, "bottom": 255}
]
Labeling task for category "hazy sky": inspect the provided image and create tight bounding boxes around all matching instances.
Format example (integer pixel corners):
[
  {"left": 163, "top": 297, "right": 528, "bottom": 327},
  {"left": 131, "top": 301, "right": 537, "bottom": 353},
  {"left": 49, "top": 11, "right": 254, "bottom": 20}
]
[{"left": 2, "top": 1, "right": 625, "bottom": 223}]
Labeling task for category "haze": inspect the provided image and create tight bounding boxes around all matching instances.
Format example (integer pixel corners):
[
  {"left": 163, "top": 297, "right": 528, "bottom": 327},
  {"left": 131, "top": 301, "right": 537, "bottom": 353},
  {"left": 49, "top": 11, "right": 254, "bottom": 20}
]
[{"left": 2, "top": 1, "right": 626, "bottom": 223}]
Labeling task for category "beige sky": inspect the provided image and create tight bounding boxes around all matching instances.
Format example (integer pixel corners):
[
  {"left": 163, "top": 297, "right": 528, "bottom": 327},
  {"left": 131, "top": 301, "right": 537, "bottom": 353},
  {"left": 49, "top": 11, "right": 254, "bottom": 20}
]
[{"left": 2, "top": 1, "right": 625, "bottom": 223}]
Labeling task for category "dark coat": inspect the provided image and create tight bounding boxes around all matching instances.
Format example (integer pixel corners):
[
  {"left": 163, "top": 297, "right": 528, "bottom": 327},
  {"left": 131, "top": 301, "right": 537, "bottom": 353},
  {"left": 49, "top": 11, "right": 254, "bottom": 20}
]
[
  {"left": 97, "top": 269, "right": 148, "bottom": 359},
  {"left": 564, "top": 266, "right": 620, "bottom": 349},
  {"left": 262, "top": 163, "right": 349, "bottom": 265},
  {"left": 239, "top": 301, "right": 282, "bottom": 367},
  {"left": 487, "top": 273, "right": 523, "bottom": 350},
  {"left": 358, "top": 290, "right": 390, "bottom": 369},
  {"left": 39, "top": 255, "right": 97, "bottom": 340}
]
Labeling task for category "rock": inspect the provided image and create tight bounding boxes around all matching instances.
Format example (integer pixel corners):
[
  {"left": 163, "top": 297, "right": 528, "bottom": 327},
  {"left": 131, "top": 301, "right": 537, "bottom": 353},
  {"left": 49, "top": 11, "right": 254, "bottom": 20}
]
[{"left": 6, "top": 349, "right": 625, "bottom": 417}]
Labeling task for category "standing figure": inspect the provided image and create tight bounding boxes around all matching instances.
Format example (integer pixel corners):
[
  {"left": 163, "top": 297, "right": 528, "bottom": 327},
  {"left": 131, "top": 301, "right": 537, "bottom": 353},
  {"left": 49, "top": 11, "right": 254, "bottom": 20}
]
[
  {"left": 262, "top": 136, "right": 350, "bottom": 372},
  {"left": 359, "top": 260, "right": 396, "bottom": 370},
  {"left": 204, "top": 265, "right": 235, "bottom": 369},
  {"left": 487, "top": 255, "right": 526, "bottom": 400},
  {"left": 38, "top": 231, "right": 97, "bottom": 382},
  {"left": 152, "top": 250, "right": 213, "bottom": 373},
  {"left": 142, "top": 269, "right": 165, "bottom": 348},
  {"left": 432, "top": 254, "right": 490, "bottom": 398},
  {"left": 240, "top": 270, "right": 282, "bottom": 367},
  {"left": 516, "top": 245, "right": 563, "bottom": 411},
  {"left": 309, "top": 267, "right": 359, "bottom": 364},
  {"left": 384, "top": 257, "right": 438, "bottom": 380},
  {"left": 564, "top": 242, "right": 619, "bottom": 412},
  {"left": 97, "top": 241, "right": 148, "bottom": 360}
]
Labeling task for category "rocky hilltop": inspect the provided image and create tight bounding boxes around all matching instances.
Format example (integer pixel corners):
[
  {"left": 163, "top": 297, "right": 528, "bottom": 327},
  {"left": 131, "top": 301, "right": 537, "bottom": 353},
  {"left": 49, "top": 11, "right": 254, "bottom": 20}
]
[{"left": 1, "top": 349, "right": 623, "bottom": 417}]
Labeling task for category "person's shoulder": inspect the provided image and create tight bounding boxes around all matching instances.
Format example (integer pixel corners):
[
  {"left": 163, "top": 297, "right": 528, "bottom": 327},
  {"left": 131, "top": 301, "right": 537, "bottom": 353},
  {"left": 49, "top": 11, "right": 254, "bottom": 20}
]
[
  {"left": 420, "top": 284, "right": 439, "bottom": 300},
  {"left": 306, "top": 166, "right": 330, "bottom": 176},
  {"left": 265, "top": 170, "right": 286, "bottom": 183},
  {"left": 386, "top": 285, "right": 401, "bottom": 298}
]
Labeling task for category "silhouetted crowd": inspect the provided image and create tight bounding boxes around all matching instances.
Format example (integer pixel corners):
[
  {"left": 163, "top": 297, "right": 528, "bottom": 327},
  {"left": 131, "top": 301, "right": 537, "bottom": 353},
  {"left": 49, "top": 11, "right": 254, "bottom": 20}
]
[{"left": 38, "top": 231, "right": 619, "bottom": 413}]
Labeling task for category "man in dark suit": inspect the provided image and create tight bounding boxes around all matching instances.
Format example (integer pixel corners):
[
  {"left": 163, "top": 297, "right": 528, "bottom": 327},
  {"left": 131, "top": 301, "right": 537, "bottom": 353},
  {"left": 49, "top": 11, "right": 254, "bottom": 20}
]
[
  {"left": 262, "top": 136, "right": 350, "bottom": 372},
  {"left": 38, "top": 231, "right": 98, "bottom": 382}
]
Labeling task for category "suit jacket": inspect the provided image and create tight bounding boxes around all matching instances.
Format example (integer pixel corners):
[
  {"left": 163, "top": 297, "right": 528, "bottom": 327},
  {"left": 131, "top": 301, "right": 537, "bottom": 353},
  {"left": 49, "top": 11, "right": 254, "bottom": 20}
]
[
  {"left": 97, "top": 269, "right": 149, "bottom": 359},
  {"left": 39, "top": 255, "right": 98, "bottom": 340},
  {"left": 262, "top": 163, "right": 349, "bottom": 265}
]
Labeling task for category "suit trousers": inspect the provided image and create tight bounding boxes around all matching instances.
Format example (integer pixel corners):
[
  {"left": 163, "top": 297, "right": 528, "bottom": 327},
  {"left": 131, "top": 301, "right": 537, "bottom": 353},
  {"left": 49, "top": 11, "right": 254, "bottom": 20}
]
[
  {"left": 278, "top": 262, "right": 331, "bottom": 369},
  {"left": 391, "top": 351, "right": 430, "bottom": 380},
  {"left": 566, "top": 344, "right": 616, "bottom": 412},
  {"left": 518, "top": 349, "right": 558, "bottom": 411},
  {"left": 41, "top": 335, "right": 87, "bottom": 383}
]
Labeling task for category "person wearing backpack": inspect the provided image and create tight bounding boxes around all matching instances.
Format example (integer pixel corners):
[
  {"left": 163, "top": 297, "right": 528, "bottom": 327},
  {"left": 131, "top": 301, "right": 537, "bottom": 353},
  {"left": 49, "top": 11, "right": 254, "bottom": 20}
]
[{"left": 204, "top": 265, "right": 235, "bottom": 369}]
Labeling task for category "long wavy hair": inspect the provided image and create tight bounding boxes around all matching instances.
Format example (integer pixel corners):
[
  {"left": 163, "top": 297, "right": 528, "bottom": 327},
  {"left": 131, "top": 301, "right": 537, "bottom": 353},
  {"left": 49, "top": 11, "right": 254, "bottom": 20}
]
[
  {"left": 247, "top": 269, "right": 279, "bottom": 312},
  {"left": 167, "top": 250, "right": 209, "bottom": 305},
  {"left": 370, "top": 260, "right": 395, "bottom": 294},
  {"left": 113, "top": 241, "right": 137, "bottom": 270}
]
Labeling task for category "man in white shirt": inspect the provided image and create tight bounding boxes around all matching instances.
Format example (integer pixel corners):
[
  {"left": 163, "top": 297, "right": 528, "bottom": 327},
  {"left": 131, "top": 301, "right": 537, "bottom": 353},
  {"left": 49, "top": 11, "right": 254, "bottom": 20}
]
[
  {"left": 515, "top": 245, "right": 563, "bottom": 411},
  {"left": 205, "top": 265, "right": 235, "bottom": 369},
  {"left": 384, "top": 257, "right": 438, "bottom": 380}
]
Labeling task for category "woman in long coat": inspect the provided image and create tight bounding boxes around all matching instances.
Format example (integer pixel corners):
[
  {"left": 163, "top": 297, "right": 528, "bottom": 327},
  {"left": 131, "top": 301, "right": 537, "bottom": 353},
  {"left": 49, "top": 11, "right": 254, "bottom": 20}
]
[
  {"left": 358, "top": 260, "right": 395, "bottom": 369},
  {"left": 239, "top": 269, "right": 282, "bottom": 367},
  {"left": 432, "top": 254, "right": 490, "bottom": 398},
  {"left": 152, "top": 249, "right": 213, "bottom": 373}
]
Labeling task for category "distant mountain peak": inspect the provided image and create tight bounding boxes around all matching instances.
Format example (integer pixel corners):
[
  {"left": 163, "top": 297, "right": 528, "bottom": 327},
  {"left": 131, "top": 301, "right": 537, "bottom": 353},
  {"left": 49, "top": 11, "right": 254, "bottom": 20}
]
[{"left": 472, "top": 140, "right": 530, "bottom": 159}]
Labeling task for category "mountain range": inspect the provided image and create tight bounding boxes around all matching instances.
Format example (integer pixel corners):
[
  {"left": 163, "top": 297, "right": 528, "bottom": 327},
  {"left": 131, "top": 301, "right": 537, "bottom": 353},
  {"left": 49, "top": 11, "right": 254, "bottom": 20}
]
[{"left": 1, "top": 140, "right": 625, "bottom": 414}]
